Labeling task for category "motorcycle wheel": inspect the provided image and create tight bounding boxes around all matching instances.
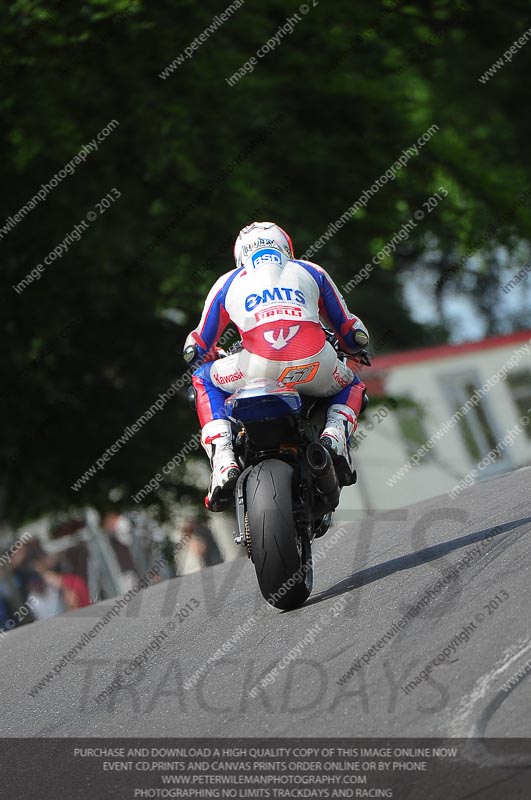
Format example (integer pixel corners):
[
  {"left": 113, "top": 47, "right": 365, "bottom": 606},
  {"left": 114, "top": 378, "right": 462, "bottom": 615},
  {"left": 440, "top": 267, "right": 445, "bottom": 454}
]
[{"left": 245, "top": 459, "right": 313, "bottom": 610}]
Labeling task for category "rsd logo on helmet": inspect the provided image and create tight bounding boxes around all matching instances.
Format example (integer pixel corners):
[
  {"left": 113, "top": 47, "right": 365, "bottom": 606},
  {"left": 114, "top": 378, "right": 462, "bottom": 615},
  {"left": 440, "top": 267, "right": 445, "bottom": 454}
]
[
  {"left": 251, "top": 248, "right": 282, "bottom": 268},
  {"left": 242, "top": 237, "right": 275, "bottom": 257}
]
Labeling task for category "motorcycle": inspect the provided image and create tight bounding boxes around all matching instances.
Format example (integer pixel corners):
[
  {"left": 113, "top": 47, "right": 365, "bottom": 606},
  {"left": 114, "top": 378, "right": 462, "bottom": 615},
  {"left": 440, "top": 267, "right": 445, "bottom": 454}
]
[{"left": 189, "top": 330, "right": 370, "bottom": 611}]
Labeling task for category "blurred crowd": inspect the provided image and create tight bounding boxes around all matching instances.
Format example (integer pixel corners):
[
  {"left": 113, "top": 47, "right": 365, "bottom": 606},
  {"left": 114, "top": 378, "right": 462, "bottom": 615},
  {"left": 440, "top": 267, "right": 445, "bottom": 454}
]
[{"left": 0, "top": 512, "right": 228, "bottom": 635}]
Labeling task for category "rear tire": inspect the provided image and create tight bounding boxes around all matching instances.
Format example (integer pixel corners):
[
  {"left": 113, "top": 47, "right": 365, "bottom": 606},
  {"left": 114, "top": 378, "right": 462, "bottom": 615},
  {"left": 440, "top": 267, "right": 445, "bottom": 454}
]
[{"left": 245, "top": 459, "right": 312, "bottom": 610}]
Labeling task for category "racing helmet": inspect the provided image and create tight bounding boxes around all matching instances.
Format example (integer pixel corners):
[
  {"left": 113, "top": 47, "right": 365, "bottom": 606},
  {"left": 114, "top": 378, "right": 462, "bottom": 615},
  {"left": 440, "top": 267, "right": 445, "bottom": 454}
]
[{"left": 233, "top": 221, "right": 294, "bottom": 268}]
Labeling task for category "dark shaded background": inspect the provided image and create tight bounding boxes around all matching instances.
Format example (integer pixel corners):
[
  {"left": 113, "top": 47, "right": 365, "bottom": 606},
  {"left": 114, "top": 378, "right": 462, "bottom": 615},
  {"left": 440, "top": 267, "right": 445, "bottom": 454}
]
[{"left": 2, "top": 0, "right": 530, "bottom": 523}]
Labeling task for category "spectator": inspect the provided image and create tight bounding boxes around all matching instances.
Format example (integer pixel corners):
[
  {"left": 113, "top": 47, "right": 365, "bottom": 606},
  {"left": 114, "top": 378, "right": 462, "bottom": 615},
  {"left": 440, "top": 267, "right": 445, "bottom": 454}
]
[
  {"left": 29, "top": 554, "right": 90, "bottom": 617},
  {"left": 26, "top": 568, "right": 65, "bottom": 621},
  {"left": 59, "top": 571, "right": 90, "bottom": 610},
  {"left": 102, "top": 512, "right": 139, "bottom": 591},
  {"left": 10, "top": 538, "right": 48, "bottom": 603},
  {"left": 181, "top": 517, "right": 223, "bottom": 570},
  {"left": 0, "top": 566, "right": 15, "bottom": 630}
]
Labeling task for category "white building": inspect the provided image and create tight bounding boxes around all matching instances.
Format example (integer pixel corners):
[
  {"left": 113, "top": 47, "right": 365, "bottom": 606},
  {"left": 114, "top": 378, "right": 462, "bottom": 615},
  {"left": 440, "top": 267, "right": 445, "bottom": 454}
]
[{"left": 338, "top": 330, "right": 531, "bottom": 517}]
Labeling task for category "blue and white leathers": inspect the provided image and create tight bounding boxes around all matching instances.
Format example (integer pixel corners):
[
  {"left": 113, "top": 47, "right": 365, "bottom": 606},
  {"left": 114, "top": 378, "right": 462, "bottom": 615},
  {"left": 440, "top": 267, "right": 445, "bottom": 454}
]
[{"left": 185, "top": 251, "right": 368, "bottom": 425}]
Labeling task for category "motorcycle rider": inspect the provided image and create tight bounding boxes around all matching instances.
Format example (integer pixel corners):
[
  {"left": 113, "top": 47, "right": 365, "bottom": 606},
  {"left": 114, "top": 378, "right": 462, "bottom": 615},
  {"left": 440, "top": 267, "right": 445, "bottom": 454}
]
[{"left": 184, "top": 222, "right": 369, "bottom": 510}]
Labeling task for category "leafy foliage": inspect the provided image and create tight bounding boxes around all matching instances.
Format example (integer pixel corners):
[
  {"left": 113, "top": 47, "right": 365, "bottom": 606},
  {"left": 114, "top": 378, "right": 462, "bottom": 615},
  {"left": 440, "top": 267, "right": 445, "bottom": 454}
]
[{"left": 1, "top": 0, "right": 530, "bottom": 522}]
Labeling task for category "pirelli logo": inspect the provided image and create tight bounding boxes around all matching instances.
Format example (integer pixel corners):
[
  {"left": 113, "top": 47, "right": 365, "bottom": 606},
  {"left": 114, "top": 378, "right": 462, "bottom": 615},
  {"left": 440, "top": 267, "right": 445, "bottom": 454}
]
[{"left": 255, "top": 305, "right": 303, "bottom": 321}]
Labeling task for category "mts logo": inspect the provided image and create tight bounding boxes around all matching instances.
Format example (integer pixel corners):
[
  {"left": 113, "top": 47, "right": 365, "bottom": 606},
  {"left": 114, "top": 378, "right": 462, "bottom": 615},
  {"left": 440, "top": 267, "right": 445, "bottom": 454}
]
[{"left": 245, "top": 288, "right": 305, "bottom": 311}]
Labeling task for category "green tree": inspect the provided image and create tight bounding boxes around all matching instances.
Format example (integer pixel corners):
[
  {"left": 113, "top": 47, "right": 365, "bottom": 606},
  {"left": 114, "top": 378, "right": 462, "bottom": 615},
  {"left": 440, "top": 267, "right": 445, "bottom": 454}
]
[{"left": 1, "top": 0, "right": 530, "bottom": 523}]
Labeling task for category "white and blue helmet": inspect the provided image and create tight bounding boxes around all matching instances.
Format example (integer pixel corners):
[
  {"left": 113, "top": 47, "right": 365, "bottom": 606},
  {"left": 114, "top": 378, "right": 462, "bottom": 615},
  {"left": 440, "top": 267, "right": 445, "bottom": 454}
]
[{"left": 234, "top": 221, "right": 294, "bottom": 269}]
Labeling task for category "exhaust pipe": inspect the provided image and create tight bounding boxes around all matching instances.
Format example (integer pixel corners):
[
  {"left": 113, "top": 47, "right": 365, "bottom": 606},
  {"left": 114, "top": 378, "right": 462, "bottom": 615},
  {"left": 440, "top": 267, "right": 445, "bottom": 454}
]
[{"left": 306, "top": 443, "right": 340, "bottom": 509}]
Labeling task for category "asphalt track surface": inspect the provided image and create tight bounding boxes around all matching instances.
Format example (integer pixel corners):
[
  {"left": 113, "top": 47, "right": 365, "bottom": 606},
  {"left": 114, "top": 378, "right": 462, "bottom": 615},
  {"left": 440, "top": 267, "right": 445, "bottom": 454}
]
[{"left": 2, "top": 467, "right": 531, "bottom": 738}]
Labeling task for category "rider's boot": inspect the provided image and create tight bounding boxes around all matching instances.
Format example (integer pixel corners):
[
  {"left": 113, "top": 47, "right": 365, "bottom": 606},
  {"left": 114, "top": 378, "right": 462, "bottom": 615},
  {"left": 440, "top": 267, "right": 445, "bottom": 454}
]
[
  {"left": 201, "top": 419, "right": 240, "bottom": 511},
  {"left": 320, "top": 404, "right": 357, "bottom": 484}
]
